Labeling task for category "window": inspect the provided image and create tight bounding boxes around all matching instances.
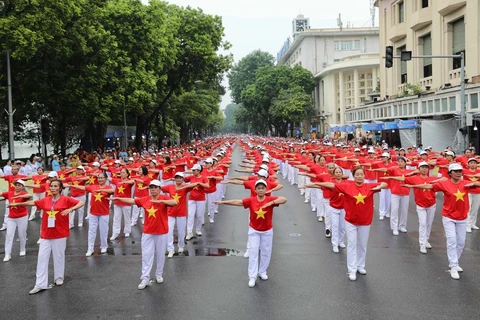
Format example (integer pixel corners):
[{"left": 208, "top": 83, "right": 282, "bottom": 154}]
[
  {"left": 435, "top": 99, "right": 440, "bottom": 112},
  {"left": 398, "top": 1, "right": 404, "bottom": 23},
  {"left": 442, "top": 98, "right": 448, "bottom": 112},
  {"left": 421, "top": 0, "right": 429, "bottom": 8},
  {"left": 354, "top": 40, "right": 361, "bottom": 50},
  {"left": 334, "top": 41, "right": 340, "bottom": 51},
  {"left": 422, "top": 34, "right": 432, "bottom": 77},
  {"left": 449, "top": 97, "right": 456, "bottom": 111},
  {"left": 428, "top": 100, "right": 433, "bottom": 113},
  {"left": 342, "top": 41, "right": 352, "bottom": 51},
  {"left": 422, "top": 101, "right": 427, "bottom": 113},
  {"left": 472, "top": 94, "right": 479, "bottom": 109},
  {"left": 414, "top": 102, "right": 418, "bottom": 114},
  {"left": 399, "top": 46, "right": 407, "bottom": 84},
  {"left": 452, "top": 18, "right": 465, "bottom": 69},
  {"left": 409, "top": 103, "right": 412, "bottom": 114}
]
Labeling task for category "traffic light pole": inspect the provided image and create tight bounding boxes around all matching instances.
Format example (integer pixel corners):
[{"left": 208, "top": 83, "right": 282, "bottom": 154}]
[
  {"left": 384, "top": 53, "right": 466, "bottom": 153},
  {"left": 6, "top": 50, "right": 15, "bottom": 161}
]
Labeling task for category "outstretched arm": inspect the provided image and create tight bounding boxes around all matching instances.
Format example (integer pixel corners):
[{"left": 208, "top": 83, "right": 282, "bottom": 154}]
[{"left": 213, "top": 199, "right": 243, "bottom": 206}]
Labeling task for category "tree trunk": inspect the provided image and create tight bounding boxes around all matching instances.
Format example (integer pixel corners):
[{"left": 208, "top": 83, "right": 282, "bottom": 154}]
[
  {"left": 135, "top": 114, "right": 146, "bottom": 151},
  {"left": 60, "top": 111, "right": 66, "bottom": 157}
]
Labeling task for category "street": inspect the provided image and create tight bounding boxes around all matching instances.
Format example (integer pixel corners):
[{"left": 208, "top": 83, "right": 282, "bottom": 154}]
[{"left": 1, "top": 146, "right": 480, "bottom": 320}]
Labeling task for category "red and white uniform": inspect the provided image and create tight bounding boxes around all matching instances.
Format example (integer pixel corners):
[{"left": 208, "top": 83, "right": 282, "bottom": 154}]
[
  {"left": 161, "top": 185, "right": 189, "bottom": 252},
  {"left": 85, "top": 185, "right": 113, "bottom": 252},
  {"left": 2, "top": 191, "right": 29, "bottom": 257}
]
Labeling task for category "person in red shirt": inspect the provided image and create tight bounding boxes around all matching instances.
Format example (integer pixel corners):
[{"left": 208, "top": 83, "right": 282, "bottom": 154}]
[
  {"left": 214, "top": 179, "right": 287, "bottom": 288},
  {"left": 111, "top": 179, "right": 177, "bottom": 290},
  {"left": 404, "top": 163, "right": 480, "bottom": 279},
  {"left": 65, "top": 166, "right": 89, "bottom": 228},
  {"left": 203, "top": 158, "right": 223, "bottom": 224},
  {"left": 28, "top": 167, "right": 48, "bottom": 221},
  {"left": 8, "top": 180, "right": 84, "bottom": 294},
  {"left": 462, "top": 158, "right": 480, "bottom": 233},
  {"left": 108, "top": 168, "right": 135, "bottom": 240},
  {"left": 159, "top": 156, "right": 176, "bottom": 186},
  {"left": 183, "top": 164, "right": 210, "bottom": 239},
  {"left": 0, "top": 165, "right": 29, "bottom": 231},
  {"left": 370, "top": 152, "right": 393, "bottom": 220},
  {"left": 161, "top": 172, "right": 196, "bottom": 258},
  {"left": 131, "top": 166, "right": 152, "bottom": 226},
  {"left": 68, "top": 172, "right": 114, "bottom": 256},
  {"left": 0, "top": 180, "right": 31, "bottom": 261},
  {"left": 319, "top": 167, "right": 387, "bottom": 281}
]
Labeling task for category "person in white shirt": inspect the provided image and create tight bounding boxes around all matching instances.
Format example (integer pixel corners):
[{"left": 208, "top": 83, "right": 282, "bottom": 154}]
[{"left": 3, "top": 160, "right": 12, "bottom": 176}]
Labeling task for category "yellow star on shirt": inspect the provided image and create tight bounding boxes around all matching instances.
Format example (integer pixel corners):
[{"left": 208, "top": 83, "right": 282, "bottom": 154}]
[
  {"left": 422, "top": 182, "right": 431, "bottom": 192},
  {"left": 255, "top": 208, "right": 266, "bottom": 219},
  {"left": 470, "top": 177, "right": 478, "bottom": 182},
  {"left": 148, "top": 173, "right": 154, "bottom": 179},
  {"left": 163, "top": 168, "right": 169, "bottom": 173},
  {"left": 59, "top": 174, "right": 65, "bottom": 179},
  {"left": 190, "top": 160, "right": 194, "bottom": 164},
  {"left": 353, "top": 193, "right": 367, "bottom": 205},
  {"left": 147, "top": 206, "right": 157, "bottom": 218},
  {"left": 172, "top": 193, "right": 181, "bottom": 203},
  {"left": 74, "top": 181, "right": 80, "bottom": 186},
  {"left": 47, "top": 210, "right": 58, "bottom": 219},
  {"left": 355, "top": 162, "right": 361, "bottom": 166},
  {"left": 94, "top": 193, "right": 103, "bottom": 201},
  {"left": 137, "top": 183, "right": 143, "bottom": 189},
  {"left": 89, "top": 176, "right": 95, "bottom": 184},
  {"left": 10, "top": 182, "right": 15, "bottom": 188},
  {"left": 454, "top": 189, "right": 466, "bottom": 202},
  {"left": 35, "top": 180, "right": 41, "bottom": 185},
  {"left": 117, "top": 185, "right": 125, "bottom": 194},
  {"left": 46, "top": 190, "right": 52, "bottom": 196}
]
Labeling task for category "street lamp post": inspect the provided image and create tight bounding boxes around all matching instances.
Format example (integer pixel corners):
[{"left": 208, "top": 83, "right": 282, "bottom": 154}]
[{"left": 6, "top": 49, "right": 15, "bottom": 160}]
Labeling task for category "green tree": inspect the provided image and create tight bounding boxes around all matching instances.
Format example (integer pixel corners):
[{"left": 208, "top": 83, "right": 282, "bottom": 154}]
[{"left": 221, "top": 103, "right": 246, "bottom": 133}]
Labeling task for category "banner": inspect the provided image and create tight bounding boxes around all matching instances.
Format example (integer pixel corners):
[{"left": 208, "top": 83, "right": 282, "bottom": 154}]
[
  {"left": 362, "top": 123, "right": 384, "bottom": 131},
  {"left": 398, "top": 120, "right": 418, "bottom": 129},
  {"left": 383, "top": 122, "right": 399, "bottom": 130},
  {"left": 346, "top": 125, "right": 356, "bottom": 132}
]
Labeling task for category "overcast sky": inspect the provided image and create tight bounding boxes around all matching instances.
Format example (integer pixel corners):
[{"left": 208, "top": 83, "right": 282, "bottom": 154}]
[{"left": 142, "top": 0, "right": 377, "bottom": 109}]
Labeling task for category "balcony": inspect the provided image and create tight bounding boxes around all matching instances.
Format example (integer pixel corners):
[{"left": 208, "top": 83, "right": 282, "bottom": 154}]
[
  {"left": 437, "top": 0, "right": 467, "bottom": 16},
  {"left": 389, "top": 22, "right": 407, "bottom": 42},
  {"left": 410, "top": 6, "right": 432, "bottom": 31},
  {"left": 420, "top": 76, "right": 433, "bottom": 87},
  {"left": 449, "top": 68, "right": 466, "bottom": 85},
  {"left": 398, "top": 83, "right": 407, "bottom": 94}
]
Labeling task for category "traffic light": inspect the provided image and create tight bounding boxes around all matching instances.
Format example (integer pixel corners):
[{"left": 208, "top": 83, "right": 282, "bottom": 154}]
[
  {"left": 385, "top": 46, "right": 394, "bottom": 68},
  {"left": 41, "top": 118, "right": 50, "bottom": 143}
]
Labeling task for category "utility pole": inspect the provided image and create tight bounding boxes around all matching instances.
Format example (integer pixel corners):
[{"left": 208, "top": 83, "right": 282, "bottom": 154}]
[
  {"left": 123, "top": 101, "right": 128, "bottom": 150},
  {"left": 6, "top": 50, "right": 15, "bottom": 160}
]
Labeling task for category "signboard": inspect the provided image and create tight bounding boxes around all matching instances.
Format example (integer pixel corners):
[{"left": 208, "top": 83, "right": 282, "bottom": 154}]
[
  {"left": 398, "top": 120, "right": 418, "bottom": 129},
  {"left": 277, "top": 37, "right": 292, "bottom": 62}
]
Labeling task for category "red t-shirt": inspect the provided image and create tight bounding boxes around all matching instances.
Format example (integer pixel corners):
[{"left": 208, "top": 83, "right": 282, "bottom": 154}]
[
  {"left": 108, "top": 167, "right": 122, "bottom": 178},
  {"left": 387, "top": 167, "right": 412, "bottom": 195},
  {"left": 35, "top": 196, "right": 80, "bottom": 239},
  {"left": 328, "top": 179, "right": 345, "bottom": 209},
  {"left": 85, "top": 185, "right": 113, "bottom": 215},
  {"left": 2, "top": 191, "right": 28, "bottom": 218},
  {"left": 134, "top": 176, "right": 152, "bottom": 198},
  {"left": 38, "top": 183, "right": 53, "bottom": 197},
  {"left": 160, "top": 164, "right": 175, "bottom": 180},
  {"left": 242, "top": 196, "right": 279, "bottom": 232},
  {"left": 184, "top": 175, "right": 207, "bottom": 201},
  {"left": 67, "top": 176, "right": 87, "bottom": 197},
  {"left": 134, "top": 195, "right": 170, "bottom": 235},
  {"left": 111, "top": 178, "right": 133, "bottom": 207},
  {"left": 432, "top": 180, "right": 471, "bottom": 220},
  {"left": 32, "top": 175, "right": 48, "bottom": 193},
  {"left": 404, "top": 175, "right": 437, "bottom": 208},
  {"left": 161, "top": 184, "right": 189, "bottom": 217},
  {"left": 3, "top": 175, "right": 28, "bottom": 192},
  {"left": 462, "top": 169, "right": 480, "bottom": 194},
  {"left": 334, "top": 181, "right": 381, "bottom": 226},
  {"left": 244, "top": 179, "right": 278, "bottom": 197},
  {"left": 174, "top": 157, "right": 187, "bottom": 173},
  {"left": 202, "top": 169, "right": 219, "bottom": 194}
]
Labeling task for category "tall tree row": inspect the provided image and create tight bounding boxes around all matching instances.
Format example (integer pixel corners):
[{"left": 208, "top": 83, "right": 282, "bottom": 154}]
[{"left": 0, "top": 0, "right": 232, "bottom": 156}]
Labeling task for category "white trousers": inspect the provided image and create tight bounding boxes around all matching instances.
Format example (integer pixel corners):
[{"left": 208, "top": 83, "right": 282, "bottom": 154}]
[
  {"left": 442, "top": 216, "right": 467, "bottom": 268},
  {"left": 416, "top": 204, "right": 436, "bottom": 246},
  {"left": 379, "top": 189, "right": 391, "bottom": 217},
  {"left": 247, "top": 227, "right": 273, "bottom": 279},
  {"left": 132, "top": 205, "right": 144, "bottom": 224},
  {"left": 315, "top": 189, "right": 324, "bottom": 216},
  {"left": 2, "top": 200, "right": 9, "bottom": 229},
  {"left": 206, "top": 192, "right": 216, "bottom": 218},
  {"left": 5, "top": 216, "right": 28, "bottom": 255},
  {"left": 88, "top": 214, "right": 109, "bottom": 251},
  {"left": 324, "top": 198, "right": 332, "bottom": 230},
  {"left": 288, "top": 165, "right": 294, "bottom": 184},
  {"left": 298, "top": 174, "right": 306, "bottom": 195},
  {"left": 281, "top": 162, "right": 288, "bottom": 179},
  {"left": 330, "top": 206, "right": 346, "bottom": 246},
  {"left": 467, "top": 193, "right": 480, "bottom": 227},
  {"left": 141, "top": 233, "right": 167, "bottom": 281},
  {"left": 390, "top": 194, "right": 409, "bottom": 231},
  {"left": 167, "top": 216, "right": 186, "bottom": 251},
  {"left": 305, "top": 176, "right": 311, "bottom": 201},
  {"left": 30, "top": 193, "right": 45, "bottom": 217},
  {"left": 36, "top": 237, "right": 67, "bottom": 289},
  {"left": 112, "top": 205, "right": 132, "bottom": 235},
  {"left": 346, "top": 221, "right": 370, "bottom": 273},
  {"left": 187, "top": 200, "right": 205, "bottom": 233},
  {"left": 69, "top": 195, "right": 86, "bottom": 227}
]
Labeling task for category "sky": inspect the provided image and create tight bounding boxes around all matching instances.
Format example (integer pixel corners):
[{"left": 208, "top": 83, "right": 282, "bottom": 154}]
[{"left": 141, "top": 0, "right": 378, "bottom": 109}]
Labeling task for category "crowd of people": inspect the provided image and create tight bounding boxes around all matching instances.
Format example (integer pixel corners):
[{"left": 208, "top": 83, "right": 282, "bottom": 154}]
[{"left": 0, "top": 135, "right": 479, "bottom": 294}]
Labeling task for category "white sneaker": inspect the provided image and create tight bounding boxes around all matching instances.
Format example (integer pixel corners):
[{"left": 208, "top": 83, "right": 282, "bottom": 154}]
[
  {"left": 101, "top": 248, "right": 107, "bottom": 254},
  {"left": 248, "top": 278, "right": 256, "bottom": 288},
  {"left": 357, "top": 269, "right": 367, "bottom": 275},
  {"left": 348, "top": 272, "right": 357, "bottom": 281},
  {"left": 186, "top": 232, "right": 193, "bottom": 240},
  {"left": 450, "top": 268, "right": 460, "bottom": 280},
  {"left": 420, "top": 246, "right": 427, "bottom": 254},
  {"left": 259, "top": 273, "right": 268, "bottom": 281},
  {"left": 28, "top": 215, "right": 35, "bottom": 221},
  {"left": 110, "top": 234, "right": 119, "bottom": 241},
  {"left": 3, "top": 255, "right": 11, "bottom": 262},
  {"left": 426, "top": 242, "right": 432, "bottom": 249},
  {"left": 209, "top": 218, "right": 214, "bottom": 223},
  {"left": 55, "top": 279, "right": 64, "bottom": 286},
  {"left": 214, "top": 210, "right": 218, "bottom": 214},
  {"left": 78, "top": 223, "right": 83, "bottom": 227},
  {"left": 466, "top": 226, "right": 472, "bottom": 233},
  {"left": 399, "top": 228, "right": 407, "bottom": 233},
  {"left": 456, "top": 265, "right": 464, "bottom": 273},
  {"left": 393, "top": 229, "right": 399, "bottom": 236},
  {"left": 196, "top": 230, "right": 202, "bottom": 236},
  {"left": 304, "top": 200, "right": 309, "bottom": 203},
  {"left": 19, "top": 251, "right": 26, "bottom": 257},
  {"left": 312, "top": 208, "right": 316, "bottom": 212},
  {"left": 318, "top": 216, "right": 323, "bottom": 222},
  {"left": 178, "top": 247, "right": 184, "bottom": 253},
  {"left": 243, "top": 251, "right": 249, "bottom": 258},
  {"left": 125, "top": 233, "right": 130, "bottom": 238},
  {"left": 167, "top": 251, "right": 174, "bottom": 258},
  {"left": 138, "top": 280, "right": 151, "bottom": 290},
  {"left": 37, "top": 239, "right": 41, "bottom": 244},
  {"left": 0, "top": 225, "right": 6, "bottom": 231},
  {"left": 379, "top": 216, "right": 384, "bottom": 221},
  {"left": 29, "top": 286, "right": 44, "bottom": 295},
  {"left": 84, "top": 215, "right": 89, "bottom": 220},
  {"left": 472, "top": 225, "right": 479, "bottom": 230},
  {"left": 156, "top": 277, "right": 164, "bottom": 284},
  {"left": 339, "top": 243, "right": 346, "bottom": 249},
  {"left": 332, "top": 245, "right": 339, "bottom": 253},
  {"left": 85, "top": 250, "right": 93, "bottom": 257},
  {"left": 69, "top": 225, "right": 74, "bottom": 229}
]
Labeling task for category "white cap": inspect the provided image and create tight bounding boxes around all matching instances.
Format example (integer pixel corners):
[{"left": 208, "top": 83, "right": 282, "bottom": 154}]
[
  {"left": 76, "top": 166, "right": 85, "bottom": 170},
  {"left": 92, "top": 162, "right": 100, "bottom": 167},
  {"left": 48, "top": 171, "right": 58, "bottom": 178},
  {"left": 381, "top": 152, "right": 390, "bottom": 158},
  {"left": 448, "top": 163, "right": 463, "bottom": 172},
  {"left": 257, "top": 169, "right": 269, "bottom": 178},
  {"left": 427, "top": 146, "right": 432, "bottom": 150},
  {"left": 150, "top": 159, "right": 157, "bottom": 165},
  {"left": 192, "top": 164, "right": 202, "bottom": 171},
  {"left": 420, "top": 151, "right": 428, "bottom": 155},
  {"left": 262, "top": 157, "right": 269, "bottom": 162},
  {"left": 383, "top": 147, "right": 388, "bottom": 150},
  {"left": 255, "top": 179, "right": 267, "bottom": 187},
  {"left": 205, "top": 158, "right": 213, "bottom": 163},
  {"left": 133, "top": 153, "right": 137, "bottom": 156},
  {"left": 418, "top": 161, "right": 429, "bottom": 167},
  {"left": 128, "top": 157, "right": 134, "bottom": 161},
  {"left": 259, "top": 164, "right": 268, "bottom": 170},
  {"left": 149, "top": 179, "right": 161, "bottom": 187},
  {"left": 212, "top": 157, "right": 218, "bottom": 162},
  {"left": 114, "top": 160, "right": 121, "bottom": 164},
  {"left": 362, "top": 145, "right": 367, "bottom": 149},
  {"left": 445, "top": 151, "right": 455, "bottom": 157},
  {"left": 174, "top": 172, "right": 184, "bottom": 178},
  {"left": 468, "top": 158, "right": 478, "bottom": 163},
  {"left": 368, "top": 150, "right": 375, "bottom": 154},
  {"left": 354, "top": 148, "right": 361, "bottom": 152},
  {"left": 14, "top": 179, "right": 25, "bottom": 186}
]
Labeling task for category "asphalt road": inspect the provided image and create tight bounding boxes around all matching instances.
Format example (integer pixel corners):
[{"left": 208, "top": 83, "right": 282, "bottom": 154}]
[{"left": 1, "top": 146, "right": 480, "bottom": 320}]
